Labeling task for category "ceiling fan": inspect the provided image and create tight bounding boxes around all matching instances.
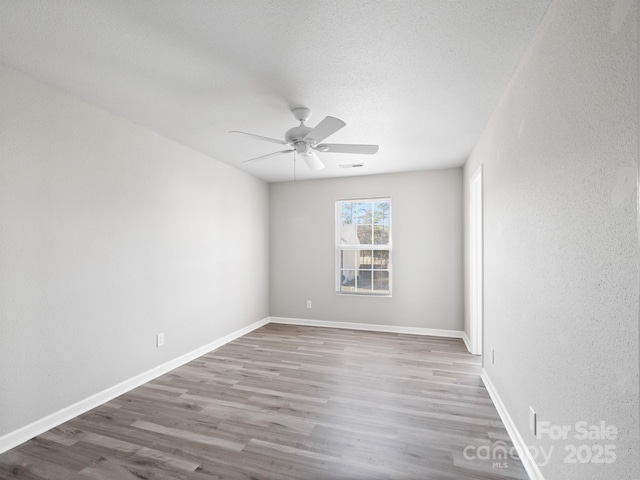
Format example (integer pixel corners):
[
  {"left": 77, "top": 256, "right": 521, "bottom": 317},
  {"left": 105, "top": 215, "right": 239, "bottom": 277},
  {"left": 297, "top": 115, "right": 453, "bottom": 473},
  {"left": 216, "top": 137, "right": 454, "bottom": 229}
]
[{"left": 230, "top": 107, "right": 379, "bottom": 171}]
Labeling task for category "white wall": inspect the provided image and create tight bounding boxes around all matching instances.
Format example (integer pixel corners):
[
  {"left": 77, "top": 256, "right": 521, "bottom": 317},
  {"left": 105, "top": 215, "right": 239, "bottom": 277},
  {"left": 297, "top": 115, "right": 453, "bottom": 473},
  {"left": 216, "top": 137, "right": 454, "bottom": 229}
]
[
  {"left": 463, "top": 1, "right": 638, "bottom": 478},
  {"left": 0, "top": 65, "right": 270, "bottom": 438},
  {"left": 270, "top": 169, "right": 463, "bottom": 331}
]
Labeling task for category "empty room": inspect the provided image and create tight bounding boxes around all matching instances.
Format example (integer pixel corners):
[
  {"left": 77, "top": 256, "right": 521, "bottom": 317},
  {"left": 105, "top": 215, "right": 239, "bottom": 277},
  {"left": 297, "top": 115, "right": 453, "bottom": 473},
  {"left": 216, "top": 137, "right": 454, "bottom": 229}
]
[{"left": 0, "top": 1, "right": 637, "bottom": 479}]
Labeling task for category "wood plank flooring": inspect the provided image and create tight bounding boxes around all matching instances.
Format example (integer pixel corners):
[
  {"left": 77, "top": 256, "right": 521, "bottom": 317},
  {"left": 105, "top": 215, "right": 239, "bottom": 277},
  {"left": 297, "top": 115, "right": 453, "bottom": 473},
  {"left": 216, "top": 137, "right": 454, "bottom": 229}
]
[{"left": 0, "top": 324, "right": 528, "bottom": 479}]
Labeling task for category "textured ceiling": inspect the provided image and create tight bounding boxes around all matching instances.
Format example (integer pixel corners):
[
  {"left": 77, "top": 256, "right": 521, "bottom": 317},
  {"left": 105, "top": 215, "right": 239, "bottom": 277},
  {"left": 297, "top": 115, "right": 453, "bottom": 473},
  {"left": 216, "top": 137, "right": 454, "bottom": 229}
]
[{"left": 0, "top": 0, "right": 550, "bottom": 183}]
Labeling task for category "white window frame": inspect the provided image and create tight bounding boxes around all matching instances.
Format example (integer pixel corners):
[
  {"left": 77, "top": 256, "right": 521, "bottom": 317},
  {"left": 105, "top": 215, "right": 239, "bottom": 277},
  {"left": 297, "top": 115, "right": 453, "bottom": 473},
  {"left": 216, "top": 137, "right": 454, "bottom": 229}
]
[{"left": 335, "top": 197, "right": 392, "bottom": 296}]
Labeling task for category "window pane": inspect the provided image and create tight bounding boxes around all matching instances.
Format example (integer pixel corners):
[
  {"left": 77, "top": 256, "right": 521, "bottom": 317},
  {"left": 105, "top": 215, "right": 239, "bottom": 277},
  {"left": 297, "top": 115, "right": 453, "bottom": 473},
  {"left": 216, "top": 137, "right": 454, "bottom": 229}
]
[
  {"left": 341, "top": 203, "right": 355, "bottom": 224},
  {"left": 374, "top": 201, "right": 390, "bottom": 225},
  {"left": 357, "top": 225, "right": 372, "bottom": 245},
  {"left": 340, "top": 224, "right": 359, "bottom": 245},
  {"left": 373, "top": 250, "right": 389, "bottom": 269},
  {"left": 340, "top": 269, "right": 356, "bottom": 288},
  {"left": 355, "top": 202, "right": 372, "bottom": 224},
  {"left": 341, "top": 270, "right": 377, "bottom": 294},
  {"left": 359, "top": 250, "right": 373, "bottom": 269},
  {"left": 373, "top": 270, "right": 389, "bottom": 293},
  {"left": 340, "top": 250, "right": 359, "bottom": 270},
  {"left": 358, "top": 270, "right": 373, "bottom": 291},
  {"left": 373, "top": 225, "right": 389, "bottom": 245},
  {"left": 340, "top": 283, "right": 354, "bottom": 294}
]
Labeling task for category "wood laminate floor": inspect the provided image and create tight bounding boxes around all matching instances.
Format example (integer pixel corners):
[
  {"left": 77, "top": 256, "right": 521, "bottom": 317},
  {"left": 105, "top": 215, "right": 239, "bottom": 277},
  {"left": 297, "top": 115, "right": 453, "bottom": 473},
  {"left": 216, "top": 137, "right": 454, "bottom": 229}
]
[{"left": 0, "top": 324, "right": 528, "bottom": 479}]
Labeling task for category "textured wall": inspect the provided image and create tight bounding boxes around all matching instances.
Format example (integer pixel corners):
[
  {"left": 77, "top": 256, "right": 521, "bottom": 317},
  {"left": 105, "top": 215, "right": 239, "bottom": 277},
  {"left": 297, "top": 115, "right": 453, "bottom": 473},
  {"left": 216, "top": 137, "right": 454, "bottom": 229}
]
[
  {"left": 270, "top": 169, "right": 463, "bottom": 330},
  {"left": 463, "top": 0, "right": 638, "bottom": 478},
  {"left": 0, "top": 65, "right": 270, "bottom": 436}
]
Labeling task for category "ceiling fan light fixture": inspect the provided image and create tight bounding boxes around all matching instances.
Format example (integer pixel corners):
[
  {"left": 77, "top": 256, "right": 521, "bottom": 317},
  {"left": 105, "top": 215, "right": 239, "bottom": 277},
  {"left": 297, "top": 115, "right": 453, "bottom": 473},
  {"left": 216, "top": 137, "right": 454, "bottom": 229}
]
[{"left": 301, "top": 151, "right": 325, "bottom": 171}]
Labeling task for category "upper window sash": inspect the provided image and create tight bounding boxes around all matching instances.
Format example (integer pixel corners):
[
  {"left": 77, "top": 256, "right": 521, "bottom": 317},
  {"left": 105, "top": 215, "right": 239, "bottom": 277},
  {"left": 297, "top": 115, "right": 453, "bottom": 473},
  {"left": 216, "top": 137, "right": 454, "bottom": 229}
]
[{"left": 336, "top": 197, "right": 392, "bottom": 248}]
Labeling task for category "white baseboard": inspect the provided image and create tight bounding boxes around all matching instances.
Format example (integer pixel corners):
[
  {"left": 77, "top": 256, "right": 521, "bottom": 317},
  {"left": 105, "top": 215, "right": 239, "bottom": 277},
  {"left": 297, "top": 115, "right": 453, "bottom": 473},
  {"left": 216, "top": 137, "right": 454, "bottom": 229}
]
[
  {"left": 269, "top": 316, "right": 464, "bottom": 339},
  {"left": 0, "top": 317, "right": 270, "bottom": 455},
  {"left": 481, "top": 369, "right": 545, "bottom": 480},
  {"left": 461, "top": 331, "right": 472, "bottom": 353}
]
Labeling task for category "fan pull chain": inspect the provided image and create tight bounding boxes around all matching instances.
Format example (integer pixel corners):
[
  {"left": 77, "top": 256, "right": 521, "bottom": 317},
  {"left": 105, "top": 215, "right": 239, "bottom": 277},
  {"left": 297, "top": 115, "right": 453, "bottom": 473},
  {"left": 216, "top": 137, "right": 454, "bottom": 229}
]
[{"left": 293, "top": 151, "right": 296, "bottom": 182}]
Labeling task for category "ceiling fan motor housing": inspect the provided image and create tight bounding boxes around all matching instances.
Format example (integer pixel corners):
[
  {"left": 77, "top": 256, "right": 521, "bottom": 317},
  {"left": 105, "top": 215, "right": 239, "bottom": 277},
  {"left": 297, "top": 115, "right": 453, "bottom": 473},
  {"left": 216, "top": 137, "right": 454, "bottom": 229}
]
[
  {"left": 285, "top": 125, "right": 313, "bottom": 144},
  {"left": 293, "top": 141, "right": 312, "bottom": 155}
]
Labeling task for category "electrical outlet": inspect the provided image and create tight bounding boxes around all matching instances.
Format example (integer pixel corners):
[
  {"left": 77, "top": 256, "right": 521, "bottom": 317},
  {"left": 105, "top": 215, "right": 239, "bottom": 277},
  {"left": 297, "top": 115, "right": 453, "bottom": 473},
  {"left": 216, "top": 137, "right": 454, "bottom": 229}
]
[
  {"left": 306, "top": 300, "right": 312, "bottom": 309},
  {"left": 529, "top": 406, "right": 537, "bottom": 436},
  {"left": 156, "top": 333, "right": 165, "bottom": 347}
]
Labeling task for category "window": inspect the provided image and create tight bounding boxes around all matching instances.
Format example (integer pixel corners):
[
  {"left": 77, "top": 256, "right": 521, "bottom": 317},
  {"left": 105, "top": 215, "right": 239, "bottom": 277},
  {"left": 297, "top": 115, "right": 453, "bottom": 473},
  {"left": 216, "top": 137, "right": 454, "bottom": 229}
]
[{"left": 336, "top": 198, "right": 391, "bottom": 295}]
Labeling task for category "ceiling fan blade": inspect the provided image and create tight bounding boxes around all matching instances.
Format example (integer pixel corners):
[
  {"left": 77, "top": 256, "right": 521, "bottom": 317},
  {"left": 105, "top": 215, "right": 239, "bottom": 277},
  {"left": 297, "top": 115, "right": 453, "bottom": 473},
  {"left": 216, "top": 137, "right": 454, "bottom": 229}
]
[
  {"left": 315, "top": 143, "right": 379, "bottom": 154},
  {"left": 229, "top": 130, "right": 289, "bottom": 145},
  {"left": 303, "top": 116, "right": 346, "bottom": 144},
  {"left": 300, "top": 151, "right": 325, "bottom": 171},
  {"left": 242, "top": 149, "right": 292, "bottom": 164}
]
